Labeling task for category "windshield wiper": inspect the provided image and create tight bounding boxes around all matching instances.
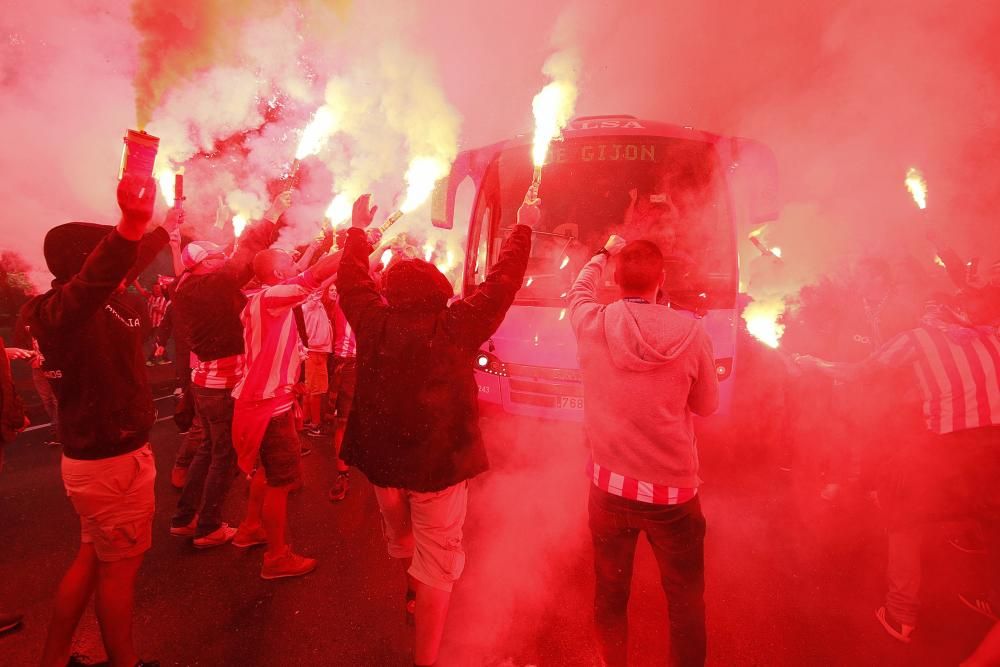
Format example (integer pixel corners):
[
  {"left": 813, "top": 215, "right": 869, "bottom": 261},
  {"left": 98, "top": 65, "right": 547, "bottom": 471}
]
[{"left": 500, "top": 227, "right": 576, "bottom": 242}]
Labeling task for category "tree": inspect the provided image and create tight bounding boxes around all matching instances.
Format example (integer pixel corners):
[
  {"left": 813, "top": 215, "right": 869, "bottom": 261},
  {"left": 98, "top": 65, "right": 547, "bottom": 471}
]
[{"left": 0, "top": 250, "right": 37, "bottom": 328}]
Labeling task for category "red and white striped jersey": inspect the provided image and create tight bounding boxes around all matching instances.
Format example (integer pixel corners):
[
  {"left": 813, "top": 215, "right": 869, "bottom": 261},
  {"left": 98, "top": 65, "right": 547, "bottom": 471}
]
[
  {"left": 191, "top": 353, "right": 244, "bottom": 389},
  {"left": 147, "top": 295, "right": 168, "bottom": 328},
  {"left": 588, "top": 459, "right": 698, "bottom": 505},
  {"left": 332, "top": 300, "right": 357, "bottom": 358},
  {"left": 872, "top": 325, "right": 1000, "bottom": 434},
  {"left": 232, "top": 271, "right": 321, "bottom": 403}
]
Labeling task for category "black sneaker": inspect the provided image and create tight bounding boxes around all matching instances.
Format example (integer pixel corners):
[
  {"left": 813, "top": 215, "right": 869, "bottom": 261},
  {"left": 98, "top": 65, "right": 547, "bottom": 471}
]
[
  {"left": 328, "top": 472, "right": 349, "bottom": 502},
  {"left": 875, "top": 606, "right": 914, "bottom": 643},
  {"left": 958, "top": 593, "right": 999, "bottom": 622}
]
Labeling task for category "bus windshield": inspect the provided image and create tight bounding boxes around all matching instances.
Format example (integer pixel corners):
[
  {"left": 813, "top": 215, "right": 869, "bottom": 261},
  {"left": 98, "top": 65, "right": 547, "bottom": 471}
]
[{"left": 476, "top": 136, "right": 736, "bottom": 310}]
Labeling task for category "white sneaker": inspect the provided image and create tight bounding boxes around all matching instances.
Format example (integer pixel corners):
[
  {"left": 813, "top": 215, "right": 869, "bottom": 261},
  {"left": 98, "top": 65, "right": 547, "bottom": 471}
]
[{"left": 193, "top": 524, "right": 238, "bottom": 549}]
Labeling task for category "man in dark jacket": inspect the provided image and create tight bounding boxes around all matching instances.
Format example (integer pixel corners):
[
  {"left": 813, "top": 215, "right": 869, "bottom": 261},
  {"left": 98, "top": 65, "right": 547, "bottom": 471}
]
[
  {"left": 337, "top": 194, "right": 537, "bottom": 667},
  {"left": 23, "top": 174, "right": 161, "bottom": 667},
  {"left": 167, "top": 191, "right": 287, "bottom": 548}
]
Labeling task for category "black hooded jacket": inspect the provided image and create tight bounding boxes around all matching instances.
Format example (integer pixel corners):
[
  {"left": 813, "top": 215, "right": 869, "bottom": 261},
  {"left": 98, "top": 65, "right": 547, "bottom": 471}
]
[
  {"left": 21, "top": 224, "right": 168, "bottom": 460},
  {"left": 337, "top": 225, "right": 531, "bottom": 492}
]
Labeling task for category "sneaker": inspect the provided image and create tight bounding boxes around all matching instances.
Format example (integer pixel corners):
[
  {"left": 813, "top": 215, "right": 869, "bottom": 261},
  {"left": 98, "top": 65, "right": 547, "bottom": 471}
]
[
  {"left": 145, "top": 360, "right": 155, "bottom": 367},
  {"left": 328, "top": 472, "right": 350, "bottom": 502},
  {"left": 0, "top": 611, "right": 22, "bottom": 635},
  {"left": 876, "top": 606, "right": 914, "bottom": 643},
  {"left": 232, "top": 524, "right": 268, "bottom": 549},
  {"left": 169, "top": 516, "right": 198, "bottom": 538},
  {"left": 261, "top": 547, "right": 317, "bottom": 580},
  {"left": 193, "top": 524, "right": 238, "bottom": 549},
  {"left": 170, "top": 466, "right": 188, "bottom": 489},
  {"left": 958, "top": 593, "right": 999, "bottom": 622}
]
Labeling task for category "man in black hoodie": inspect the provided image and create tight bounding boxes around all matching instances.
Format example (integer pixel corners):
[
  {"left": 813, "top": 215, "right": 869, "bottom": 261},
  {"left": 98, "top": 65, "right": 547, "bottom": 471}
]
[
  {"left": 337, "top": 194, "right": 537, "bottom": 667},
  {"left": 23, "top": 173, "right": 161, "bottom": 667},
  {"left": 168, "top": 191, "right": 287, "bottom": 548}
]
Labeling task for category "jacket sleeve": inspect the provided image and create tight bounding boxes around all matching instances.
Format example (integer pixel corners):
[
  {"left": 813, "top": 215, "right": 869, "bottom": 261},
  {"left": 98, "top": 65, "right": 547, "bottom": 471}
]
[
  {"left": 688, "top": 327, "right": 720, "bottom": 417},
  {"left": 568, "top": 255, "right": 608, "bottom": 337},
  {"left": 31, "top": 230, "right": 139, "bottom": 331},
  {"left": 446, "top": 224, "right": 532, "bottom": 348},
  {"left": 123, "top": 226, "right": 170, "bottom": 285},
  {"left": 335, "top": 228, "right": 385, "bottom": 330},
  {"left": 217, "top": 220, "right": 276, "bottom": 288},
  {"left": 260, "top": 270, "right": 322, "bottom": 316}
]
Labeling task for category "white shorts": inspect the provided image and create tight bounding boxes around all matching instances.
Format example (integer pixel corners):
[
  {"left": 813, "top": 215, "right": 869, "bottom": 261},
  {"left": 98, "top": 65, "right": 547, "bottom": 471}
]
[{"left": 373, "top": 481, "right": 469, "bottom": 592}]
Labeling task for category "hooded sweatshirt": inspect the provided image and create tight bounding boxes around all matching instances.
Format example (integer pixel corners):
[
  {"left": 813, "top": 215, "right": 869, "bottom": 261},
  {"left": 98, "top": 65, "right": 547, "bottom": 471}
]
[
  {"left": 568, "top": 255, "right": 719, "bottom": 489},
  {"left": 337, "top": 225, "right": 531, "bottom": 492},
  {"left": 22, "top": 224, "right": 168, "bottom": 460}
]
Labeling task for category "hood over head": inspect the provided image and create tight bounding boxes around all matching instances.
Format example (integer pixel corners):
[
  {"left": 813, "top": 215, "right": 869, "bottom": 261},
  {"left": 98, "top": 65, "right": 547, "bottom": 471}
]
[
  {"left": 44, "top": 222, "right": 114, "bottom": 282},
  {"left": 602, "top": 300, "right": 700, "bottom": 371},
  {"left": 384, "top": 259, "right": 453, "bottom": 311}
]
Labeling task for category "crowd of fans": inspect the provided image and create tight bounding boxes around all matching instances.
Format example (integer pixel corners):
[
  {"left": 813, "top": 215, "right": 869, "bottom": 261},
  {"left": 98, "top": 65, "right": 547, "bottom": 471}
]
[{"left": 0, "top": 168, "right": 997, "bottom": 666}]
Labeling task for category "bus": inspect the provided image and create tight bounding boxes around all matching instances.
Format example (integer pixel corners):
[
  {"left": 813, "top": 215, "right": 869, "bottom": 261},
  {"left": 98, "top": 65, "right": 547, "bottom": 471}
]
[{"left": 430, "top": 115, "right": 780, "bottom": 421}]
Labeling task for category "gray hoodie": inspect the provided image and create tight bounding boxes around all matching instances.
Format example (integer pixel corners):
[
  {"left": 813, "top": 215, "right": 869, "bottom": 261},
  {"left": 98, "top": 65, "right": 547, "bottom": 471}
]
[{"left": 568, "top": 255, "right": 719, "bottom": 489}]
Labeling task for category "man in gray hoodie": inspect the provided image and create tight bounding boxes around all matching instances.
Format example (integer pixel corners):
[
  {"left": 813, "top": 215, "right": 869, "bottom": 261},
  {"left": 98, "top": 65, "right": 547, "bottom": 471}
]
[{"left": 569, "top": 236, "right": 719, "bottom": 667}]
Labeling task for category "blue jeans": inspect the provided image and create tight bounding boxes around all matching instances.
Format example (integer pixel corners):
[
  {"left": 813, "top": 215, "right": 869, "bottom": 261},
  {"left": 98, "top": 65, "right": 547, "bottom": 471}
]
[
  {"left": 589, "top": 486, "right": 707, "bottom": 667},
  {"left": 173, "top": 386, "right": 238, "bottom": 537}
]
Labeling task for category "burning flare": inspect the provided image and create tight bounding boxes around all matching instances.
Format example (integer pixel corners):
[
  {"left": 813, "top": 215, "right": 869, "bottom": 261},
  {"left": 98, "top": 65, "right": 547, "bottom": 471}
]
[
  {"left": 401, "top": 157, "right": 449, "bottom": 213},
  {"left": 325, "top": 194, "right": 352, "bottom": 225},
  {"left": 379, "top": 249, "right": 394, "bottom": 268},
  {"left": 295, "top": 106, "right": 338, "bottom": 161},
  {"left": 531, "top": 81, "right": 577, "bottom": 167},
  {"left": 156, "top": 168, "right": 175, "bottom": 207},
  {"left": 905, "top": 167, "right": 928, "bottom": 210},
  {"left": 742, "top": 298, "right": 786, "bottom": 349},
  {"left": 232, "top": 213, "right": 248, "bottom": 238}
]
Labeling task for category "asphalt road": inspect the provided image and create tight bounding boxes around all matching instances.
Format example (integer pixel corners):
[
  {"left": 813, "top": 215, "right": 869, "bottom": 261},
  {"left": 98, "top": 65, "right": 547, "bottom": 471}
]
[{"left": 0, "top": 388, "right": 994, "bottom": 665}]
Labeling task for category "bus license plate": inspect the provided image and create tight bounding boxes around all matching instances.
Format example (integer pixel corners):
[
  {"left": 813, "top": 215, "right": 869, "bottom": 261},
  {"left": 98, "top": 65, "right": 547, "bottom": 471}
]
[{"left": 558, "top": 396, "right": 584, "bottom": 410}]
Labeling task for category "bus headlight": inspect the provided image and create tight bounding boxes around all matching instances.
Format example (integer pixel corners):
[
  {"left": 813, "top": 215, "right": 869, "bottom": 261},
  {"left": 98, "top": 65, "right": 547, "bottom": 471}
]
[{"left": 474, "top": 351, "right": 509, "bottom": 377}]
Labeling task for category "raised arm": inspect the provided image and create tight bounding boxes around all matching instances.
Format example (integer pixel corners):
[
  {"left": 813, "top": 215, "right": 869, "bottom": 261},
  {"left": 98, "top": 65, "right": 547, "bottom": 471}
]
[
  {"left": 569, "top": 235, "right": 626, "bottom": 335},
  {"left": 446, "top": 200, "right": 537, "bottom": 348},
  {"left": 335, "top": 195, "right": 385, "bottom": 328},
  {"left": 216, "top": 190, "right": 289, "bottom": 286},
  {"left": 31, "top": 175, "right": 156, "bottom": 330}
]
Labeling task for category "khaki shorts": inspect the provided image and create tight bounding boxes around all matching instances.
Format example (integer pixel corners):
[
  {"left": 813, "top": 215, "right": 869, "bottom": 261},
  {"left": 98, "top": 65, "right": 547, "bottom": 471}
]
[
  {"left": 373, "top": 481, "right": 468, "bottom": 592},
  {"left": 61, "top": 445, "right": 156, "bottom": 562},
  {"left": 259, "top": 410, "right": 302, "bottom": 487},
  {"left": 304, "top": 351, "right": 329, "bottom": 395}
]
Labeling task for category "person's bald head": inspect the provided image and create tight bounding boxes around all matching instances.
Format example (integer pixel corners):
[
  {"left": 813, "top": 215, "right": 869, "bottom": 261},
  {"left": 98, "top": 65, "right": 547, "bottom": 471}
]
[{"left": 253, "top": 249, "right": 296, "bottom": 285}]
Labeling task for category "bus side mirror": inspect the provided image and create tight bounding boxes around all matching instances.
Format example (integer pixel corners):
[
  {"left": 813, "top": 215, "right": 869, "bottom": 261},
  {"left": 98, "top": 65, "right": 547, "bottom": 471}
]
[
  {"left": 730, "top": 138, "right": 781, "bottom": 227},
  {"left": 430, "top": 178, "right": 452, "bottom": 229}
]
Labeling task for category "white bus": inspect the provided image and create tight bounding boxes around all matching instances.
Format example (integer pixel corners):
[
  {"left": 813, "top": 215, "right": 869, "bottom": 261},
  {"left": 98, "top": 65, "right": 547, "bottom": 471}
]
[{"left": 430, "top": 115, "right": 780, "bottom": 421}]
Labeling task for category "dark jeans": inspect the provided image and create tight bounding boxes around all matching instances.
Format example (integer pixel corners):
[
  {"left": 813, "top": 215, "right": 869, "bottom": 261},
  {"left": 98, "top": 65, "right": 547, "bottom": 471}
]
[
  {"left": 173, "top": 386, "right": 238, "bottom": 537},
  {"left": 589, "top": 486, "right": 706, "bottom": 667},
  {"left": 879, "top": 425, "right": 1000, "bottom": 626}
]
